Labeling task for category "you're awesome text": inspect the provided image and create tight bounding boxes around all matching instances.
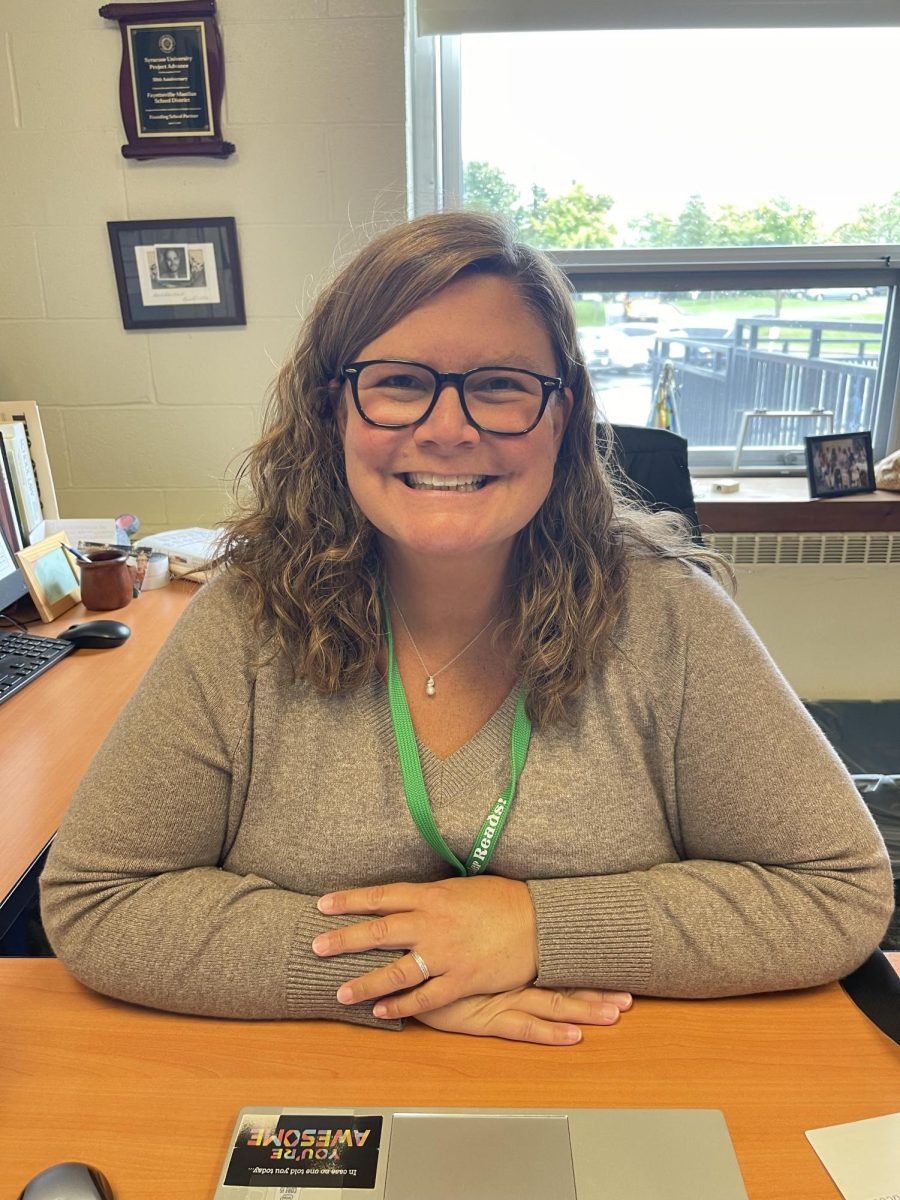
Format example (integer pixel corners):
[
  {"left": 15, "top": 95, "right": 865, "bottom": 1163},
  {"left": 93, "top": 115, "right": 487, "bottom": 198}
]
[{"left": 244, "top": 1125, "right": 372, "bottom": 1161}]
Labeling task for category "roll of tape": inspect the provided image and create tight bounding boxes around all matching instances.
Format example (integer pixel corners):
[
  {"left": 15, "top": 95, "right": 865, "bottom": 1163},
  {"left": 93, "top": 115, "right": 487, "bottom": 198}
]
[{"left": 142, "top": 552, "right": 170, "bottom": 590}]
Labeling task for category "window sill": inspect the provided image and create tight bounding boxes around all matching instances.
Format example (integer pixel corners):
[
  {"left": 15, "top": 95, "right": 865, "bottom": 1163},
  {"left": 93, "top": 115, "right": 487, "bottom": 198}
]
[{"left": 693, "top": 477, "right": 900, "bottom": 533}]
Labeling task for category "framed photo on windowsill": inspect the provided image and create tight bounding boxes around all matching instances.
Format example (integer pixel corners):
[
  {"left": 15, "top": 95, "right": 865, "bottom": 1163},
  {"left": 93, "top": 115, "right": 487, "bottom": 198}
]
[
  {"left": 107, "top": 217, "right": 245, "bottom": 330},
  {"left": 805, "top": 431, "right": 876, "bottom": 499}
]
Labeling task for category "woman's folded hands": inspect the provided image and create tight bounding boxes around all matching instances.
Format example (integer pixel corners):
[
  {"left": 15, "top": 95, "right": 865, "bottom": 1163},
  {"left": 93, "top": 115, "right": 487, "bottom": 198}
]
[
  {"left": 312, "top": 876, "right": 632, "bottom": 1042},
  {"left": 414, "top": 986, "right": 632, "bottom": 1044}
]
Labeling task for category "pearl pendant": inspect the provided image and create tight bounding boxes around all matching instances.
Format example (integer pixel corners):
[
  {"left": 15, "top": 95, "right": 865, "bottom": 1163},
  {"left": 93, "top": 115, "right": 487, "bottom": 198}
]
[{"left": 425, "top": 676, "right": 436, "bottom": 697}]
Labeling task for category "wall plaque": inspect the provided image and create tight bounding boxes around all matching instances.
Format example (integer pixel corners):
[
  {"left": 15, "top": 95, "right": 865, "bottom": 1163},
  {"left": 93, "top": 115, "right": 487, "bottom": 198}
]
[{"left": 99, "top": 0, "right": 234, "bottom": 159}]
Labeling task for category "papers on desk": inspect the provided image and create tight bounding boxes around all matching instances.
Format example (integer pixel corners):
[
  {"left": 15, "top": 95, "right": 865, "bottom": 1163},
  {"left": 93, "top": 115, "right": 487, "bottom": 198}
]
[
  {"left": 42, "top": 518, "right": 128, "bottom": 548},
  {"left": 806, "top": 1111, "right": 900, "bottom": 1199},
  {"left": 135, "top": 527, "right": 221, "bottom": 572}
]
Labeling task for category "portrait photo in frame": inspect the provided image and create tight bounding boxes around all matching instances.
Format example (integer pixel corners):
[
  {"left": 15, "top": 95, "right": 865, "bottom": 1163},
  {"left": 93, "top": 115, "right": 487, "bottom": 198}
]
[
  {"left": 14, "top": 530, "right": 81, "bottom": 623},
  {"left": 107, "top": 217, "right": 245, "bottom": 329},
  {"left": 804, "top": 431, "right": 876, "bottom": 499}
]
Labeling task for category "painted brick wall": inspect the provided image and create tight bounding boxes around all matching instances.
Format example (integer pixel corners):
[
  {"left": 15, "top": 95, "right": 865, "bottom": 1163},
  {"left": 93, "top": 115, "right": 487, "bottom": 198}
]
[{"left": 0, "top": 0, "right": 406, "bottom": 531}]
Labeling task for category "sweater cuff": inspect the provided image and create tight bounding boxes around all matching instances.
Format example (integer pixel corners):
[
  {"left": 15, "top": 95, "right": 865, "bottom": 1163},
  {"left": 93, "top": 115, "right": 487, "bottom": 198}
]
[
  {"left": 287, "top": 938, "right": 404, "bottom": 1031},
  {"left": 527, "top": 875, "right": 653, "bottom": 993}
]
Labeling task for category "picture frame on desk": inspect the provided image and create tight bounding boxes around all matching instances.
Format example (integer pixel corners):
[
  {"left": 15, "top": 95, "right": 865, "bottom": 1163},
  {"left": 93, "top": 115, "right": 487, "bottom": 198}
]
[
  {"left": 805, "top": 431, "right": 876, "bottom": 499},
  {"left": 107, "top": 217, "right": 245, "bottom": 330},
  {"left": 14, "top": 531, "right": 81, "bottom": 623}
]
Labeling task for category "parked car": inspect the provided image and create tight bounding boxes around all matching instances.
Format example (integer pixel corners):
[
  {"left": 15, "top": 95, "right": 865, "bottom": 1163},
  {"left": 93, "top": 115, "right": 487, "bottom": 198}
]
[
  {"left": 675, "top": 323, "right": 733, "bottom": 341},
  {"left": 577, "top": 325, "right": 610, "bottom": 370},
  {"left": 593, "top": 322, "right": 686, "bottom": 373},
  {"left": 801, "top": 287, "right": 867, "bottom": 302},
  {"left": 670, "top": 323, "right": 734, "bottom": 368}
]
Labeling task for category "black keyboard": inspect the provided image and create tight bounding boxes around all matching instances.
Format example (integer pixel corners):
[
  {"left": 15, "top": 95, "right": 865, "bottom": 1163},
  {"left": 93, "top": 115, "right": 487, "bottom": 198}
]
[{"left": 0, "top": 631, "right": 75, "bottom": 705}]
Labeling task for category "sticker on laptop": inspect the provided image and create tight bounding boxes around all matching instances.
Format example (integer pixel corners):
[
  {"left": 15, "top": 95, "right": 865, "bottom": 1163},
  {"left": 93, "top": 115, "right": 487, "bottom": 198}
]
[{"left": 223, "top": 1112, "right": 383, "bottom": 1189}]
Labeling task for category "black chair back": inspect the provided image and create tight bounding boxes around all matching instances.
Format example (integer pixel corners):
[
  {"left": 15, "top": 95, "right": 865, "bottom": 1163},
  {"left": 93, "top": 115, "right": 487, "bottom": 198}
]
[{"left": 598, "top": 423, "right": 703, "bottom": 542}]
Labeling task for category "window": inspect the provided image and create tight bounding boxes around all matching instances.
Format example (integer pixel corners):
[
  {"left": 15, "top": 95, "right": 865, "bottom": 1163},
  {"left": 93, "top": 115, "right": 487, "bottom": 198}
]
[
  {"left": 409, "top": 22, "right": 900, "bottom": 472},
  {"left": 457, "top": 29, "right": 900, "bottom": 254},
  {"left": 558, "top": 259, "right": 900, "bottom": 470}
]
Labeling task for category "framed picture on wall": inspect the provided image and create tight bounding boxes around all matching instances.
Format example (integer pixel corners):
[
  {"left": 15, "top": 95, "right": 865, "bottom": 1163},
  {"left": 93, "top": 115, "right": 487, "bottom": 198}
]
[
  {"left": 804, "top": 431, "right": 876, "bottom": 499},
  {"left": 107, "top": 217, "right": 246, "bottom": 330}
]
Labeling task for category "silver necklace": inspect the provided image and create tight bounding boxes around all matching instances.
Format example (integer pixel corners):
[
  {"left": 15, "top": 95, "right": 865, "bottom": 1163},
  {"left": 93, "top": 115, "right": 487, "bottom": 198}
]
[{"left": 385, "top": 581, "right": 498, "bottom": 697}]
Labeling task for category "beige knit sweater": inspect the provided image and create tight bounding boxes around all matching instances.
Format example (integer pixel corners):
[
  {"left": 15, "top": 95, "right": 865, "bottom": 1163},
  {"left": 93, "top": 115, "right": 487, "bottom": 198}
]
[{"left": 40, "top": 558, "right": 893, "bottom": 1026}]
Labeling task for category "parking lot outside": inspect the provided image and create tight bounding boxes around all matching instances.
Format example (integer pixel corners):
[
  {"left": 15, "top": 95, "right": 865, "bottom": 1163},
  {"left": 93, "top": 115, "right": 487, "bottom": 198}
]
[{"left": 580, "top": 290, "right": 888, "bottom": 433}]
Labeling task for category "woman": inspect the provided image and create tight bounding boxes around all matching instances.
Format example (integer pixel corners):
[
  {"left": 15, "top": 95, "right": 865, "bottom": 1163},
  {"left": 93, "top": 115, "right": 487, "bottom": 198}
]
[{"left": 41, "top": 213, "right": 893, "bottom": 1045}]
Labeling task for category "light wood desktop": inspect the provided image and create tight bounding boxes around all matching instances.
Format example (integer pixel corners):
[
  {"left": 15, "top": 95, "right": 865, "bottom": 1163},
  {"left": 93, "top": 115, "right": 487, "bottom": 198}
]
[
  {"left": 0, "top": 581, "right": 197, "bottom": 910},
  {"left": 0, "top": 959, "right": 898, "bottom": 1199}
]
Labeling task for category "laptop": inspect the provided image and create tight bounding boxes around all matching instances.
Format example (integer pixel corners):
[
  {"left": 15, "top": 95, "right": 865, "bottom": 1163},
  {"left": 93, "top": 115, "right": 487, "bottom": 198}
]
[{"left": 215, "top": 1106, "right": 749, "bottom": 1198}]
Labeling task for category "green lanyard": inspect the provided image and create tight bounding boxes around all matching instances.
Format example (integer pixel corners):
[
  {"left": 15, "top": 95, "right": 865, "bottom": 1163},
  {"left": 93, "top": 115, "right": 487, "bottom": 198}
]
[{"left": 382, "top": 596, "right": 532, "bottom": 876}]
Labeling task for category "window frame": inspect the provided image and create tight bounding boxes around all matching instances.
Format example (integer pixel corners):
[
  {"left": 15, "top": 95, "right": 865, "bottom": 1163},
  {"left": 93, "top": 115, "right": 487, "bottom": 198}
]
[{"left": 408, "top": 29, "right": 900, "bottom": 472}]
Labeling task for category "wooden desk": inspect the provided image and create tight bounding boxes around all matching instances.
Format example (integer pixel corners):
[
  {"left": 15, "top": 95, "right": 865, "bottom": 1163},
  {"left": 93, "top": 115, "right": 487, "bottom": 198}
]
[
  {"left": 0, "top": 583, "right": 197, "bottom": 911},
  {"left": 1, "top": 961, "right": 897, "bottom": 1199}
]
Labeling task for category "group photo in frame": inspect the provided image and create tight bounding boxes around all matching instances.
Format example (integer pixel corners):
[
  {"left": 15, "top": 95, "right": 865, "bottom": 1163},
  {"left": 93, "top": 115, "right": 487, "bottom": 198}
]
[
  {"left": 804, "top": 431, "right": 876, "bottom": 499},
  {"left": 107, "top": 217, "right": 245, "bottom": 329}
]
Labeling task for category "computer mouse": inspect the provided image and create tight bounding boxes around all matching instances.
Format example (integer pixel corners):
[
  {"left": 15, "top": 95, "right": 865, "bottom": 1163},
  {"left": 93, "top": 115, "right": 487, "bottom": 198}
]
[
  {"left": 57, "top": 620, "right": 131, "bottom": 650},
  {"left": 17, "top": 1161, "right": 114, "bottom": 1199}
]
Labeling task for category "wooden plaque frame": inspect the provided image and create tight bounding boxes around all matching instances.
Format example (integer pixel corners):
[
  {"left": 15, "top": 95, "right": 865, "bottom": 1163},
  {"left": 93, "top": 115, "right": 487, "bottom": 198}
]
[{"left": 99, "top": 0, "right": 235, "bottom": 160}]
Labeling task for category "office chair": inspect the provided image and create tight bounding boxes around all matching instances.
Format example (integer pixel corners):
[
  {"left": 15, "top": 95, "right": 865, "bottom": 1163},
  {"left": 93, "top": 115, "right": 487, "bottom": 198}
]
[
  {"left": 598, "top": 423, "right": 703, "bottom": 542},
  {"left": 842, "top": 949, "right": 900, "bottom": 1044}
]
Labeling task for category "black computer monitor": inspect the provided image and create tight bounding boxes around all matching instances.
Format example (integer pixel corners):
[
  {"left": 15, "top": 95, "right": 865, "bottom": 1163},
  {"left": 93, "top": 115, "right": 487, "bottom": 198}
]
[{"left": 0, "top": 522, "right": 29, "bottom": 616}]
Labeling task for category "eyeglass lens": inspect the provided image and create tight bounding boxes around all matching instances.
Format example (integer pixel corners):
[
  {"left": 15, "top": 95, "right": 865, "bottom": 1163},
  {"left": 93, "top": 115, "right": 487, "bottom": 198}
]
[{"left": 354, "top": 362, "right": 546, "bottom": 433}]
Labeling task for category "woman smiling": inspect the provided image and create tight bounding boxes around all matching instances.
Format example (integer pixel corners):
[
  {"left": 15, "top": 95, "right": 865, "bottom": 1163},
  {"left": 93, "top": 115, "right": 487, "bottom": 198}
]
[{"left": 40, "top": 212, "right": 893, "bottom": 1044}]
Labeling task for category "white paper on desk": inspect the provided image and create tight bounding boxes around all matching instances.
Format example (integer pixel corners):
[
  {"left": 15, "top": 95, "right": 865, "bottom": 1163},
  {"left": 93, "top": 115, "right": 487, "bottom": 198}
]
[
  {"left": 806, "top": 1112, "right": 900, "bottom": 1199},
  {"left": 42, "top": 518, "right": 123, "bottom": 547}
]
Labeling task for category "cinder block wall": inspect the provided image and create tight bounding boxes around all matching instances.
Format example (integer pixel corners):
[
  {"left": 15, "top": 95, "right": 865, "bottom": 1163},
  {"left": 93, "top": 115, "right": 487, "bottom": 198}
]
[{"left": 0, "top": 0, "right": 406, "bottom": 532}]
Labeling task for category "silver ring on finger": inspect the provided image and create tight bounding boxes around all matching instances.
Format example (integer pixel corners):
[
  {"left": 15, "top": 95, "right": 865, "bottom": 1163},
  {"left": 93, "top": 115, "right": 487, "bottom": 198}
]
[{"left": 410, "top": 950, "right": 430, "bottom": 982}]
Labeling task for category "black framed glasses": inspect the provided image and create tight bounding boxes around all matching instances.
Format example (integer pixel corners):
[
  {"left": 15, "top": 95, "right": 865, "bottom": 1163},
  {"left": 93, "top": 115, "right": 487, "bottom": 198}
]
[{"left": 341, "top": 359, "right": 563, "bottom": 436}]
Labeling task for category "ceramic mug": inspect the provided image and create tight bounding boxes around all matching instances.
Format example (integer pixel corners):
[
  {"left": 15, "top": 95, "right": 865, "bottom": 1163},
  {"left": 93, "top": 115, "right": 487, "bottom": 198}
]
[{"left": 79, "top": 550, "right": 133, "bottom": 612}]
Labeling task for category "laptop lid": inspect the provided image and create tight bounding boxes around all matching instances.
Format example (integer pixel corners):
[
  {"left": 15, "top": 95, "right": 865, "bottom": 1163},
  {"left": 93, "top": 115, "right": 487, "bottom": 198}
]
[{"left": 215, "top": 1106, "right": 749, "bottom": 1199}]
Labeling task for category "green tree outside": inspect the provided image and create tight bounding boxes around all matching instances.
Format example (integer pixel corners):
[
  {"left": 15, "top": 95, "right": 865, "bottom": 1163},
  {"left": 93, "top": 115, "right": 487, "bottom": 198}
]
[
  {"left": 462, "top": 161, "right": 523, "bottom": 231},
  {"left": 463, "top": 160, "right": 837, "bottom": 251},
  {"left": 628, "top": 194, "right": 819, "bottom": 249},
  {"left": 520, "top": 182, "right": 616, "bottom": 249},
  {"left": 463, "top": 163, "right": 615, "bottom": 248},
  {"left": 833, "top": 191, "right": 900, "bottom": 243},
  {"left": 461, "top": 160, "right": 899, "bottom": 314}
]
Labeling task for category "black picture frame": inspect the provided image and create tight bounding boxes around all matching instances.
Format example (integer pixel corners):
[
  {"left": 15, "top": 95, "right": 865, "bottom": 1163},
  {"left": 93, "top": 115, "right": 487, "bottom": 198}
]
[
  {"left": 107, "top": 216, "right": 245, "bottom": 329},
  {"left": 804, "top": 431, "right": 876, "bottom": 499}
]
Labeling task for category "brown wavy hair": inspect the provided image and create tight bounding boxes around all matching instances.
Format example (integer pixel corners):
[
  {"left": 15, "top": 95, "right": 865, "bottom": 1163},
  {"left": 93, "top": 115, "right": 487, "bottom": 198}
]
[{"left": 218, "top": 211, "right": 725, "bottom": 726}]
